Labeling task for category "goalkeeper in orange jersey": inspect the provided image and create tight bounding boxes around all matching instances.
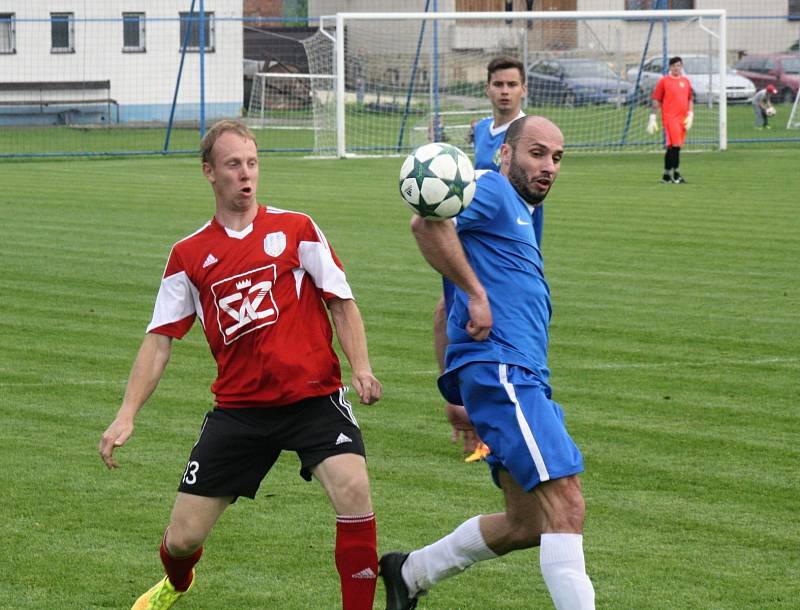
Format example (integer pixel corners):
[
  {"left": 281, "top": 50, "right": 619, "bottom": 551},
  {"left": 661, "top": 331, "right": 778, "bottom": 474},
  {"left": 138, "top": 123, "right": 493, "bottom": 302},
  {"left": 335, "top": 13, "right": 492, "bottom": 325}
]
[{"left": 646, "top": 56, "right": 694, "bottom": 184}]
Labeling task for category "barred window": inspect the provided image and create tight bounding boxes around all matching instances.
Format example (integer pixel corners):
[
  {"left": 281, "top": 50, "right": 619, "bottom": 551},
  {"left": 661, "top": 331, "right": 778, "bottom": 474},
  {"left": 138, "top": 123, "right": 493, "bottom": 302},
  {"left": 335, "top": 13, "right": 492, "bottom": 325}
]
[
  {"left": 789, "top": 0, "right": 800, "bottom": 21},
  {"left": 123, "top": 12, "right": 146, "bottom": 52},
  {"left": 179, "top": 12, "right": 215, "bottom": 52},
  {"left": 0, "top": 13, "right": 15, "bottom": 54},
  {"left": 51, "top": 12, "right": 74, "bottom": 53}
]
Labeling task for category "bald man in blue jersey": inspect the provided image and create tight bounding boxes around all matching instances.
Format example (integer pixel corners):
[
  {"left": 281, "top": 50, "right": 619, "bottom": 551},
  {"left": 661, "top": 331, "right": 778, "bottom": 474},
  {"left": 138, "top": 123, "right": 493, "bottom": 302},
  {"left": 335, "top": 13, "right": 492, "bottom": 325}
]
[
  {"left": 380, "top": 116, "right": 595, "bottom": 610},
  {"left": 443, "top": 56, "right": 543, "bottom": 462}
]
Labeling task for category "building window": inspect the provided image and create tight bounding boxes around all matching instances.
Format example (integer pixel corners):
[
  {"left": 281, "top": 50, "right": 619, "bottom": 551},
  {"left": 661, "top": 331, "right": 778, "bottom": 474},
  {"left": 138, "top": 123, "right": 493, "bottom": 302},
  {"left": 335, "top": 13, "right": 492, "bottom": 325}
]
[
  {"left": 123, "top": 12, "right": 145, "bottom": 52},
  {"left": 51, "top": 12, "right": 75, "bottom": 53},
  {"left": 625, "top": 0, "right": 695, "bottom": 8},
  {"left": 790, "top": 0, "right": 800, "bottom": 21},
  {"left": 179, "top": 12, "right": 215, "bottom": 52},
  {"left": 0, "top": 13, "right": 15, "bottom": 54}
]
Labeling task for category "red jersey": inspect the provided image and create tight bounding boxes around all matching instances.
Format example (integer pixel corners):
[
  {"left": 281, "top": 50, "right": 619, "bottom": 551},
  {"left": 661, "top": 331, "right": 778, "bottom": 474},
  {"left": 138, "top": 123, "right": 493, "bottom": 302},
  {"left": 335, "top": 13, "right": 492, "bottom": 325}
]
[
  {"left": 147, "top": 205, "right": 352, "bottom": 408},
  {"left": 652, "top": 74, "right": 692, "bottom": 120}
]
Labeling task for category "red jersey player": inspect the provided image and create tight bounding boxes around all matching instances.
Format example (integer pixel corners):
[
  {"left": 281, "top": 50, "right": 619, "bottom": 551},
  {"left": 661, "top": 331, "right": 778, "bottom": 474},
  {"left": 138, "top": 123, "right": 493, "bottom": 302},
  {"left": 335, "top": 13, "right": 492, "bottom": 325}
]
[
  {"left": 647, "top": 56, "right": 694, "bottom": 184},
  {"left": 99, "top": 120, "right": 382, "bottom": 610}
]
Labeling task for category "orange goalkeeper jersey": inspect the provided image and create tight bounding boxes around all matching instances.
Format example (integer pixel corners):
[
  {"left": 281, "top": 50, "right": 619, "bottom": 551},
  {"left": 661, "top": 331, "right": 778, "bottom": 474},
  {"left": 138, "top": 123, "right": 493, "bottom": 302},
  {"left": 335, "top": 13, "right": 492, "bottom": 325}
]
[{"left": 652, "top": 74, "right": 692, "bottom": 119}]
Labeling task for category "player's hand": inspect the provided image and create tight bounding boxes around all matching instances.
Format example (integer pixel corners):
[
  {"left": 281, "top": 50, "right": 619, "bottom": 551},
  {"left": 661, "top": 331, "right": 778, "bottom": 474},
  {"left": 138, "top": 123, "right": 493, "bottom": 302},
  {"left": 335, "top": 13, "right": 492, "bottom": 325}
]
[
  {"left": 646, "top": 113, "right": 659, "bottom": 135},
  {"left": 351, "top": 371, "right": 382, "bottom": 405},
  {"left": 466, "top": 292, "right": 492, "bottom": 341},
  {"left": 444, "top": 403, "right": 479, "bottom": 454},
  {"left": 684, "top": 111, "right": 694, "bottom": 130},
  {"left": 99, "top": 417, "right": 134, "bottom": 470}
]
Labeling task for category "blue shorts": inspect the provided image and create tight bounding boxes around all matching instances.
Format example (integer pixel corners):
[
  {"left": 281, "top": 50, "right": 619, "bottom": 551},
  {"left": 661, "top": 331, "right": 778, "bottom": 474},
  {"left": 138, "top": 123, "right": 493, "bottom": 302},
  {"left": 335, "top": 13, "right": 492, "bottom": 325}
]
[{"left": 445, "top": 362, "right": 584, "bottom": 491}]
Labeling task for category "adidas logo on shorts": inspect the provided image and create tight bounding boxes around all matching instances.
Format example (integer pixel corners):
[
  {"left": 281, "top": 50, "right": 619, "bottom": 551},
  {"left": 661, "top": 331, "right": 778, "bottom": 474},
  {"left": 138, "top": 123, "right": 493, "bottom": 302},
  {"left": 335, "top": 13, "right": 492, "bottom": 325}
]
[{"left": 335, "top": 433, "right": 353, "bottom": 445}]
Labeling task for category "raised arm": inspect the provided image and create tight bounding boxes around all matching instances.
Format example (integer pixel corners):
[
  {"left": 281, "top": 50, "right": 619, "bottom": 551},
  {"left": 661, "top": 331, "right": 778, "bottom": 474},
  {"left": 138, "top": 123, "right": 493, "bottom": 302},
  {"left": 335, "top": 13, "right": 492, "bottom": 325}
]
[
  {"left": 410, "top": 216, "right": 492, "bottom": 341},
  {"left": 98, "top": 332, "right": 173, "bottom": 469},
  {"left": 328, "top": 297, "right": 382, "bottom": 405}
]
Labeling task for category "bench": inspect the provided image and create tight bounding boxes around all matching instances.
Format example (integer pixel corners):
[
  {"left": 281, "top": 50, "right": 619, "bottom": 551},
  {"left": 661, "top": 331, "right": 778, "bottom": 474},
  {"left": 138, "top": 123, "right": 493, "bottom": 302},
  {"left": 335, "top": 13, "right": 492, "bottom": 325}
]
[{"left": 0, "top": 80, "right": 119, "bottom": 124}]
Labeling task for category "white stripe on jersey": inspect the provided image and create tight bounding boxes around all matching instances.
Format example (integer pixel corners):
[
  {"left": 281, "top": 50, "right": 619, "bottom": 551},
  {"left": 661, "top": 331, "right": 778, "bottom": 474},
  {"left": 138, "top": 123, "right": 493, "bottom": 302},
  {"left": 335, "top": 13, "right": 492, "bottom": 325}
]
[
  {"left": 499, "top": 363, "right": 550, "bottom": 482},
  {"left": 147, "top": 270, "right": 204, "bottom": 332},
  {"left": 298, "top": 240, "right": 353, "bottom": 300}
]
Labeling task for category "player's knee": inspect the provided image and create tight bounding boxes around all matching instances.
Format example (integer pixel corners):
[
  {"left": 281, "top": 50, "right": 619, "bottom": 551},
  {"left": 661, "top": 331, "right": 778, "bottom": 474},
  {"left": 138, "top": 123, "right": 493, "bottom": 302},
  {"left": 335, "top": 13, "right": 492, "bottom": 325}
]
[
  {"left": 165, "top": 525, "right": 205, "bottom": 556},
  {"left": 330, "top": 474, "right": 372, "bottom": 514}
]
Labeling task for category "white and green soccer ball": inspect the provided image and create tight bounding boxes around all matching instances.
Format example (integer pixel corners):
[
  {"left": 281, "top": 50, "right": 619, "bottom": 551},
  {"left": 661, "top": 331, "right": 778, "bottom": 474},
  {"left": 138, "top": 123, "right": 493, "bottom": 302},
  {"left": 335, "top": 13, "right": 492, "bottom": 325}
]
[{"left": 399, "top": 142, "right": 476, "bottom": 220}]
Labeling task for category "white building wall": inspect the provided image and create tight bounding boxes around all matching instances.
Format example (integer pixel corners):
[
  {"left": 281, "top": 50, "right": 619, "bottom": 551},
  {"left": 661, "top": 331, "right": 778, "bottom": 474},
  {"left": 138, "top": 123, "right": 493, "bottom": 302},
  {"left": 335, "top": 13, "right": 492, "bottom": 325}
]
[
  {"left": 308, "top": 1, "right": 800, "bottom": 58},
  {"left": 1, "top": 0, "right": 243, "bottom": 123}
]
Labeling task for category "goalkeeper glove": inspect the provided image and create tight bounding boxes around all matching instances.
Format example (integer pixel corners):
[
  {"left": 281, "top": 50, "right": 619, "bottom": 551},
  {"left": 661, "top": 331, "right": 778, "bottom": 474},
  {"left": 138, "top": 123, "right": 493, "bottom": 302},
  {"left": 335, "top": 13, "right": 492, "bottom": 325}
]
[
  {"left": 646, "top": 113, "right": 659, "bottom": 135},
  {"left": 684, "top": 111, "right": 694, "bottom": 130}
]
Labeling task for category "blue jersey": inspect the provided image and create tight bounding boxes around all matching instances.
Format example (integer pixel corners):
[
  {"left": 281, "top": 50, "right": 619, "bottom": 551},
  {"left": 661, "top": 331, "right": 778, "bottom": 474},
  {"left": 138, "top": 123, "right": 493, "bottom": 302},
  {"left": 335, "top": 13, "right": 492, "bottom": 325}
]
[
  {"left": 438, "top": 171, "right": 552, "bottom": 404},
  {"left": 472, "top": 116, "right": 506, "bottom": 171},
  {"left": 472, "top": 115, "right": 543, "bottom": 247}
]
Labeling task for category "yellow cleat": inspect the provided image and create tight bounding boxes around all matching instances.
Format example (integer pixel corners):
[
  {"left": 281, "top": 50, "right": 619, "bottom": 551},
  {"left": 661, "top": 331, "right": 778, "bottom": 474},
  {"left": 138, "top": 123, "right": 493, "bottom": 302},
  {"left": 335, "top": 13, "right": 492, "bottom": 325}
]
[
  {"left": 464, "top": 442, "right": 490, "bottom": 463},
  {"left": 131, "top": 571, "right": 194, "bottom": 610}
]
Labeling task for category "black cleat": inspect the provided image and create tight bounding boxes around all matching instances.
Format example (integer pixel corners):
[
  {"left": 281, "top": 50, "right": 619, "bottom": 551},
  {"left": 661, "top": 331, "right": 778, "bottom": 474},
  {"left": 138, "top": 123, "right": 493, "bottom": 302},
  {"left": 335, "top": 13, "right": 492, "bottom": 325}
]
[
  {"left": 672, "top": 173, "right": 687, "bottom": 184},
  {"left": 379, "top": 552, "right": 419, "bottom": 610},
  {"left": 661, "top": 174, "right": 672, "bottom": 184}
]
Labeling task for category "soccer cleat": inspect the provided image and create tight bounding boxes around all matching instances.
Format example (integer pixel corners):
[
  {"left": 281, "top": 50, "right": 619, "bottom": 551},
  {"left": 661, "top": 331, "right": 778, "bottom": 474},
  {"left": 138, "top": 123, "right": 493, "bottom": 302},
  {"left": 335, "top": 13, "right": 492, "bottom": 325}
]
[
  {"left": 131, "top": 571, "right": 194, "bottom": 610},
  {"left": 672, "top": 173, "right": 687, "bottom": 184},
  {"left": 464, "top": 441, "right": 491, "bottom": 463},
  {"left": 661, "top": 174, "right": 672, "bottom": 184},
  {"left": 379, "top": 552, "right": 419, "bottom": 610}
]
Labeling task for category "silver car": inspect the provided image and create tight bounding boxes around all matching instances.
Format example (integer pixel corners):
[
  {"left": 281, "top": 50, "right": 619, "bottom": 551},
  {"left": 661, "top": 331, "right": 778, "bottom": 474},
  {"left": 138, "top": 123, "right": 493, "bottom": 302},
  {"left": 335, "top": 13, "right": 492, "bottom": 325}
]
[{"left": 628, "top": 54, "right": 756, "bottom": 104}]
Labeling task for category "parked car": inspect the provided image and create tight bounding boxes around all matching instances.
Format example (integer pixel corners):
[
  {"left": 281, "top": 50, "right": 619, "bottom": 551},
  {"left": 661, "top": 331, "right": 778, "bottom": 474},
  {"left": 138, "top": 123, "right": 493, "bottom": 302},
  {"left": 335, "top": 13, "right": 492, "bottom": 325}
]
[
  {"left": 734, "top": 53, "right": 800, "bottom": 103},
  {"left": 527, "top": 58, "right": 635, "bottom": 107},
  {"left": 628, "top": 54, "right": 756, "bottom": 104}
]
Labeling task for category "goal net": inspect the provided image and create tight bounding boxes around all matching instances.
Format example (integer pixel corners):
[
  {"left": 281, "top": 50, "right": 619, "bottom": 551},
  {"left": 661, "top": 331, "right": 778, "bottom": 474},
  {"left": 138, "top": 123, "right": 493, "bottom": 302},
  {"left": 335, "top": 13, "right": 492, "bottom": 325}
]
[{"left": 306, "top": 9, "right": 727, "bottom": 157}]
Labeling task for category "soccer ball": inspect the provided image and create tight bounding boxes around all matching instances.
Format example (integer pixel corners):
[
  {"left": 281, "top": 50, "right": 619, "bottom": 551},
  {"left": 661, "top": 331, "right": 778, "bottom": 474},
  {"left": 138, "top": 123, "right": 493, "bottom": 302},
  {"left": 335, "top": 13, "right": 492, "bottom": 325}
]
[
  {"left": 399, "top": 142, "right": 476, "bottom": 220},
  {"left": 766, "top": 106, "right": 777, "bottom": 117}
]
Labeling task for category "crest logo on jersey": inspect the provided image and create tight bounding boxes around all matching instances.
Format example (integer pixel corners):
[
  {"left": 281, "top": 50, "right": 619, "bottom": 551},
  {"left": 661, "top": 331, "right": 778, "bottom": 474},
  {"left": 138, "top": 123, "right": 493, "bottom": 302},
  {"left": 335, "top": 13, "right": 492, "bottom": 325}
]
[
  {"left": 211, "top": 265, "right": 279, "bottom": 344},
  {"left": 492, "top": 147, "right": 502, "bottom": 168},
  {"left": 264, "top": 231, "right": 287, "bottom": 257}
]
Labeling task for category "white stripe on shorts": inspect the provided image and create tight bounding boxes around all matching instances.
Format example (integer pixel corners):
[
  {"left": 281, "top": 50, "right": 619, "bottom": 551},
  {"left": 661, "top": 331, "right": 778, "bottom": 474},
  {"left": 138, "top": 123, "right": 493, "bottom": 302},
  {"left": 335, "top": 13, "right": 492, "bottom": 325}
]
[
  {"left": 329, "top": 386, "right": 359, "bottom": 427},
  {"left": 498, "top": 364, "right": 550, "bottom": 482}
]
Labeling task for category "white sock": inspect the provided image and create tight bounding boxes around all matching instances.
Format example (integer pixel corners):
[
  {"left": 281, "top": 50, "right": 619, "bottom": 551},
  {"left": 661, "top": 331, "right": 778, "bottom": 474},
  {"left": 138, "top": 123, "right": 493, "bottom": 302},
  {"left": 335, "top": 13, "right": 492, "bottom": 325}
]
[
  {"left": 540, "top": 533, "right": 595, "bottom": 610},
  {"left": 401, "top": 515, "right": 497, "bottom": 597}
]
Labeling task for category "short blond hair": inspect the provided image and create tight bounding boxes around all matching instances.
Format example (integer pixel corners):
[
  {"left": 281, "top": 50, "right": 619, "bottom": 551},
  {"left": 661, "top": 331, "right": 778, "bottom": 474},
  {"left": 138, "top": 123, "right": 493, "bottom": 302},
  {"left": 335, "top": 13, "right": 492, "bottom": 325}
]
[{"left": 200, "top": 119, "right": 257, "bottom": 165}]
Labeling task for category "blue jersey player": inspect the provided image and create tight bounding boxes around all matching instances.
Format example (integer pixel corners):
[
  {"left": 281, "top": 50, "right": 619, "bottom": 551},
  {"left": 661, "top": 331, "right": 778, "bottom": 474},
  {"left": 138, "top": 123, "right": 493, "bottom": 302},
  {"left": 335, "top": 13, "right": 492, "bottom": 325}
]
[
  {"left": 470, "top": 56, "right": 543, "bottom": 246},
  {"left": 381, "top": 116, "right": 596, "bottom": 610},
  {"left": 443, "top": 58, "right": 543, "bottom": 462}
]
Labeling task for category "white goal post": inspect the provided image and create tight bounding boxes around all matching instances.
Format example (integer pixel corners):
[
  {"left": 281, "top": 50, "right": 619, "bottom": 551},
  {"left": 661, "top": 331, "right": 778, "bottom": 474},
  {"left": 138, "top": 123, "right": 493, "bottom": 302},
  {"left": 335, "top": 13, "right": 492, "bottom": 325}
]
[
  {"left": 307, "top": 9, "right": 727, "bottom": 158},
  {"left": 787, "top": 84, "right": 800, "bottom": 129}
]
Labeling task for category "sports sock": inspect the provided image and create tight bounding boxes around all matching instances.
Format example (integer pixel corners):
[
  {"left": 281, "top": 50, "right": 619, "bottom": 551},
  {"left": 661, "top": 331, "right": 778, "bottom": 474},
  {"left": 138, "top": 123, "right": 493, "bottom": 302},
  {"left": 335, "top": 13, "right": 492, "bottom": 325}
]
[
  {"left": 663, "top": 150, "right": 671, "bottom": 171},
  {"left": 159, "top": 538, "right": 202, "bottom": 592},
  {"left": 402, "top": 515, "right": 497, "bottom": 597},
  {"left": 539, "top": 533, "right": 595, "bottom": 610},
  {"left": 335, "top": 513, "right": 378, "bottom": 610}
]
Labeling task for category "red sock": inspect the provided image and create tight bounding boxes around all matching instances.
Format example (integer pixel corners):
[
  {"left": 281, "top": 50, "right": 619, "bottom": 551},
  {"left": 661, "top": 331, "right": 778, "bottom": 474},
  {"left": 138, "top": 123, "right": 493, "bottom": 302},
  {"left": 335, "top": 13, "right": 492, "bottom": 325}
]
[
  {"left": 159, "top": 538, "right": 202, "bottom": 592},
  {"left": 335, "top": 513, "right": 378, "bottom": 610}
]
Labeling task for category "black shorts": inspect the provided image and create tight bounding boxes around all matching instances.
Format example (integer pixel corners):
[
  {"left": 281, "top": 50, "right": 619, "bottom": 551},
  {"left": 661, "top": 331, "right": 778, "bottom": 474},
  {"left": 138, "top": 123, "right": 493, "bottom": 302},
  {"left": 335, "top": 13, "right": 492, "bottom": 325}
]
[{"left": 177, "top": 389, "right": 366, "bottom": 499}]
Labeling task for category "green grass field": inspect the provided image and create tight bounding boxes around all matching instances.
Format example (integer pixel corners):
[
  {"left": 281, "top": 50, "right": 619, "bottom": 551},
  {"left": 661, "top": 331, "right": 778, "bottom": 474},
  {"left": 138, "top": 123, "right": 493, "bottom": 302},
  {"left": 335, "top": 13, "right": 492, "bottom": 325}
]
[{"left": 0, "top": 147, "right": 798, "bottom": 609}]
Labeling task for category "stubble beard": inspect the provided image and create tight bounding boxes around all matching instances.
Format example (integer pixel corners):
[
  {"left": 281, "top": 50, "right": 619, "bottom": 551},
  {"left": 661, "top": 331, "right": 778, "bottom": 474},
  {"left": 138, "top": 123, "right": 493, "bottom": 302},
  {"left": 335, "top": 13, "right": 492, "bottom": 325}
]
[{"left": 507, "top": 161, "right": 549, "bottom": 207}]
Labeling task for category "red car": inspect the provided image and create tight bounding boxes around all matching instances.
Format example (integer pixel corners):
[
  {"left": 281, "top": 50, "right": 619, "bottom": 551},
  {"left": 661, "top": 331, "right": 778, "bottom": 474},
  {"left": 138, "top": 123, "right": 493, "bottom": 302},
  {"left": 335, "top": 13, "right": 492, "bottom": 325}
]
[{"left": 734, "top": 53, "right": 800, "bottom": 103}]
